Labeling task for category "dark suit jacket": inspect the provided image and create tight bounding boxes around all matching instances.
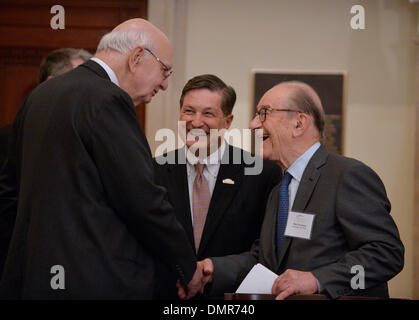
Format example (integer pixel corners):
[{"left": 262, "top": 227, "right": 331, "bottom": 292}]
[
  {"left": 211, "top": 145, "right": 404, "bottom": 299},
  {"left": 153, "top": 145, "right": 281, "bottom": 299},
  {"left": 0, "top": 125, "right": 11, "bottom": 170},
  {"left": 0, "top": 60, "right": 197, "bottom": 299},
  {"left": 0, "top": 124, "right": 14, "bottom": 277}
]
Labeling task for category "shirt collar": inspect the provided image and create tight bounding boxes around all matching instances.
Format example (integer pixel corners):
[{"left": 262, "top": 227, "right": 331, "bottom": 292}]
[
  {"left": 186, "top": 140, "right": 226, "bottom": 177},
  {"left": 90, "top": 57, "right": 119, "bottom": 87},
  {"left": 286, "top": 142, "right": 321, "bottom": 182}
]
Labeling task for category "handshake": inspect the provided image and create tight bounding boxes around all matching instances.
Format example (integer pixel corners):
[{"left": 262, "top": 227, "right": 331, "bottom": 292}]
[
  {"left": 177, "top": 259, "right": 214, "bottom": 300},
  {"left": 176, "top": 259, "right": 319, "bottom": 300}
]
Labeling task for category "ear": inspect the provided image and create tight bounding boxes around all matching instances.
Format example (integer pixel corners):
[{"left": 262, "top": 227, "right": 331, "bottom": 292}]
[
  {"left": 292, "top": 112, "right": 309, "bottom": 137},
  {"left": 128, "top": 46, "right": 145, "bottom": 72},
  {"left": 224, "top": 114, "right": 234, "bottom": 130}
]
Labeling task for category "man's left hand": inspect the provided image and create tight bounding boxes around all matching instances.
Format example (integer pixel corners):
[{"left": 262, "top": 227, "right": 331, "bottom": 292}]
[{"left": 271, "top": 269, "right": 318, "bottom": 300}]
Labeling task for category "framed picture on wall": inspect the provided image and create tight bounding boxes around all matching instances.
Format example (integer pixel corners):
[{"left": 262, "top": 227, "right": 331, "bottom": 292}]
[{"left": 252, "top": 70, "right": 346, "bottom": 155}]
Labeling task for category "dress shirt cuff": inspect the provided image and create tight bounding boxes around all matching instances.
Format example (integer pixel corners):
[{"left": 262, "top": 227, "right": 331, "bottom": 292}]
[{"left": 316, "top": 278, "right": 323, "bottom": 293}]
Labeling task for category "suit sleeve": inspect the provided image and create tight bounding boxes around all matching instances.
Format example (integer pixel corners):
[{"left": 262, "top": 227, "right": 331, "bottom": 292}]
[
  {"left": 311, "top": 162, "right": 404, "bottom": 298},
  {"left": 85, "top": 94, "right": 196, "bottom": 285},
  {"left": 208, "top": 160, "right": 281, "bottom": 296},
  {"left": 210, "top": 241, "right": 259, "bottom": 296}
]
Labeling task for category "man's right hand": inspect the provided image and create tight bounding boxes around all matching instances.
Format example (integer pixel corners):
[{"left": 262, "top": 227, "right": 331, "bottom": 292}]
[
  {"left": 177, "top": 258, "right": 214, "bottom": 300},
  {"left": 199, "top": 258, "right": 214, "bottom": 288}
]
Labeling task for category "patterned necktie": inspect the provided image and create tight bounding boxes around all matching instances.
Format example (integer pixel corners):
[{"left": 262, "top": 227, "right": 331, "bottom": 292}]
[
  {"left": 192, "top": 163, "right": 211, "bottom": 252},
  {"left": 276, "top": 171, "right": 293, "bottom": 259}
]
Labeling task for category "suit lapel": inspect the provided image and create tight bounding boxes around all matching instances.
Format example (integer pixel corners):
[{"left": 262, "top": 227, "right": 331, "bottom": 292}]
[
  {"left": 292, "top": 145, "right": 328, "bottom": 212},
  {"left": 197, "top": 145, "right": 243, "bottom": 256},
  {"left": 276, "top": 145, "right": 329, "bottom": 269},
  {"left": 263, "top": 185, "right": 281, "bottom": 269},
  {"left": 167, "top": 149, "right": 195, "bottom": 246}
]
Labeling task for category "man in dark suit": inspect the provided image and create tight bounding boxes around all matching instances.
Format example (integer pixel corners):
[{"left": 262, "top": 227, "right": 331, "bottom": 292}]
[
  {"left": 180, "top": 81, "right": 404, "bottom": 300},
  {"left": 0, "top": 18, "right": 202, "bottom": 299},
  {"left": 153, "top": 74, "right": 281, "bottom": 299},
  {"left": 0, "top": 48, "right": 92, "bottom": 279}
]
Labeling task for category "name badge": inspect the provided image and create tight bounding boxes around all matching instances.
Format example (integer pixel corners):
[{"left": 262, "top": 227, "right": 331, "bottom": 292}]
[{"left": 284, "top": 211, "right": 315, "bottom": 240}]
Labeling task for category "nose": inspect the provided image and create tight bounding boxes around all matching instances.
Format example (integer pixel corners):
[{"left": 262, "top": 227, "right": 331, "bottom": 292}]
[
  {"left": 191, "top": 113, "right": 204, "bottom": 127},
  {"left": 249, "top": 114, "right": 262, "bottom": 130},
  {"left": 160, "top": 77, "right": 169, "bottom": 91}
]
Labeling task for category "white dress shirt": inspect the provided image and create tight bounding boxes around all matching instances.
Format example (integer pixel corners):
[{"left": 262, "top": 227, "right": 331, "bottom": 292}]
[{"left": 90, "top": 57, "right": 120, "bottom": 87}]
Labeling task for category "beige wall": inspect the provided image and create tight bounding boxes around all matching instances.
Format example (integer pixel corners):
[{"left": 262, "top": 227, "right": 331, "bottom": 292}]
[{"left": 148, "top": 0, "right": 417, "bottom": 299}]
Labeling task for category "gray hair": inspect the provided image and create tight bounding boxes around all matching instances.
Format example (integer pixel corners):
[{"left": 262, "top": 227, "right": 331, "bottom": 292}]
[
  {"left": 96, "top": 30, "right": 153, "bottom": 55},
  {"left": 38, "top": 48, "right": 92, "bottom": 83},
  {"left": 69, "top": 48, "right": 92, "bottom": 61}
]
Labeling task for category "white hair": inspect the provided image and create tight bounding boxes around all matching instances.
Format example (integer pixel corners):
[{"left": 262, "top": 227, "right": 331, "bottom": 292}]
[{"left": 96, "top": 29, "right": 153, "bottom": 55}]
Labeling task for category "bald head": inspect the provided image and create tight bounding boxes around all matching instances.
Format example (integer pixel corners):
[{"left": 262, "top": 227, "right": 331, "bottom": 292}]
[
  {"left": 94, "top": 18, "right": 173, "bottom": 105},
  {"left": 270, "top": 81, "right": 325, "bottom": 138},
  {"left": 97, "top": 18, "right": 171, "bottom": 56},
  {"left": 112, "top": 18, "right": 169, "bottom": 41}
]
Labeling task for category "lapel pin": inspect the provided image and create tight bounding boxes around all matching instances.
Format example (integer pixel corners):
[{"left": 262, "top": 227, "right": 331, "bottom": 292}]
[{"left": 222, "top": 178, "right": 235, "bottom": 185}]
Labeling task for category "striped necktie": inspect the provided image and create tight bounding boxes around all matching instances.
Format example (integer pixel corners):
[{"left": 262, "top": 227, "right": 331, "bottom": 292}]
[
  {"left": 276, "top": 171, "right": 293, "bottom": 259},
  {"left": 192, "top": 163, "right": 211, "bottom": 252}
]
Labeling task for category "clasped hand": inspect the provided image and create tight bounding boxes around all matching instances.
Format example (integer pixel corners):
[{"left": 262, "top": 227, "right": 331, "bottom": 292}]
[
  {"left": 177, "top": 258, "right": 214, "bottom": 300},
  {"left": 271, "top": 269, "right": 318, "bottom": 299}
]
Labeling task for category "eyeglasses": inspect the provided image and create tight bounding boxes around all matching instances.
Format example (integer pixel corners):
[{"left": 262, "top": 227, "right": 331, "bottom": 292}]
[
  {"left": 255, "top": 106, "right": 303, "bottom": 122},
  {"left": 144, "top": 48, "right": 173, "bottom": 79}
]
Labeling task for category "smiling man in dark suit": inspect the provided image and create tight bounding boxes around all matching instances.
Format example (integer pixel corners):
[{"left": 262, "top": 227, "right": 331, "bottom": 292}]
[
  {"left": 153, "top": 74, "right": 281, "bottom": 299},
  {"left": 180, "top": 81, "right": 404, "bottom": 300},
  {"left": 0, "top": 18, "right": 202, "bottom": 299}
]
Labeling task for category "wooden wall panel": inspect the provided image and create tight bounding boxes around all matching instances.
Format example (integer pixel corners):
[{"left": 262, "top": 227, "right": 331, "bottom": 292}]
[
  {"left": 0, "top": 64, "right": 38, "bottom": 124},
  {"left": 414, "top": 37, "right": 419, "bottom": 300},
  {"left": 0, "top": 0, "right": 147, "bottom": 129}
]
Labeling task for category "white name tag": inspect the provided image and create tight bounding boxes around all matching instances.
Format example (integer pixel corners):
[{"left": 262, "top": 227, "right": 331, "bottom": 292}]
[{"left": 284, "top": 211, "right": 315, "bottom": 240}]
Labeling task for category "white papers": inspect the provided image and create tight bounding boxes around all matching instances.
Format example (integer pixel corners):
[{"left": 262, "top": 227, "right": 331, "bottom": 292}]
[{"left": 235, "top": 263, "right": 278, "bottom": 294}]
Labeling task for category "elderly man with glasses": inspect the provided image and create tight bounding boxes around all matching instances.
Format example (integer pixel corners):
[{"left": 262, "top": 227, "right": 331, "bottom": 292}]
[
  {"left": 180, "top": 81, "right": 404, "bottom": 300},
  {"left": 0, "top": 18, "right": 203, "bottom": 299},
  {"left": 153, "top": 74, "right": 282, "bottom": 299}
]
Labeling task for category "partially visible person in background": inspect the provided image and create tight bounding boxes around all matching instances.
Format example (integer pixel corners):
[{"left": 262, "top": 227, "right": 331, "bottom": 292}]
[
  {"left": 38, "top": 48, "right": 92, "bottom": 83},
  {"left": 0, "top": 47, "right": 92, "bottom": 279}
]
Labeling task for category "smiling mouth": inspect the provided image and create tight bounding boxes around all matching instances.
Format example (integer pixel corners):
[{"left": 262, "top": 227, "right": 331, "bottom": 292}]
[
  {"left": 262, "top": 134, "right": 270, "bottom": 141},
  {"left": 188, "top": 129, "right": 208, "bottom": 137}
]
